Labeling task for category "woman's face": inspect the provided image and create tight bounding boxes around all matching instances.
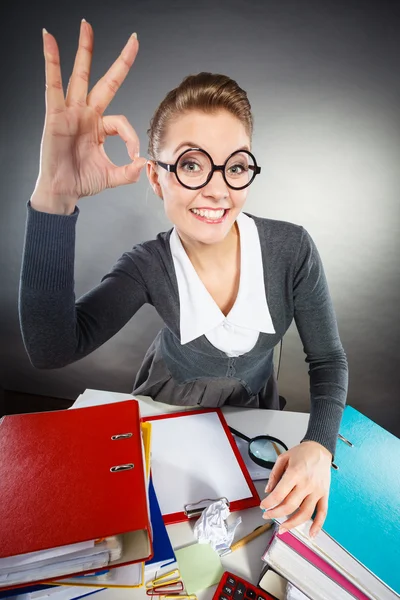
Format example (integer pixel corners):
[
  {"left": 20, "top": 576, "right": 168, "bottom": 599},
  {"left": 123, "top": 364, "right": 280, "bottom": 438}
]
[{"left": 147, "top": 109, "right": 251, "bottom": 246}]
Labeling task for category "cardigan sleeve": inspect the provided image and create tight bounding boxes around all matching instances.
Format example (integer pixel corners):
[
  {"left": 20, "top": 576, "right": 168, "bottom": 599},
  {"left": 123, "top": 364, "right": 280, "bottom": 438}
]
[
  {"left": 293, "top": 228, "right": 348, "bottom": 457},
  {"left": 19, "top": 202, "right": 150, "bottom": 369}
]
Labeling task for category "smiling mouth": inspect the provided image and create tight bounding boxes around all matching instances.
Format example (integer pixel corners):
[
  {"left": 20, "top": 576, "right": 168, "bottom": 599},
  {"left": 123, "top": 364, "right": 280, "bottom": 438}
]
[{"left": 190, "top": 208, "right": 228, "bottom": 222}]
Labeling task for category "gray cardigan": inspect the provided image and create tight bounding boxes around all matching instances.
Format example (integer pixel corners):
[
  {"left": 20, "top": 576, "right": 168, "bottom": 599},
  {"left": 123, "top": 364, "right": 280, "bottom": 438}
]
[{"left": 19, "top": 203, "right": 348, "bottom": 456}]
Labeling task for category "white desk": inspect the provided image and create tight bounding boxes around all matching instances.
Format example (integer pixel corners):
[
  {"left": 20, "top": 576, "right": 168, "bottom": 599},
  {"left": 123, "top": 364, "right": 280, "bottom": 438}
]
[{"left": 74, "top": 390, "right": 310, "bottom": 600}]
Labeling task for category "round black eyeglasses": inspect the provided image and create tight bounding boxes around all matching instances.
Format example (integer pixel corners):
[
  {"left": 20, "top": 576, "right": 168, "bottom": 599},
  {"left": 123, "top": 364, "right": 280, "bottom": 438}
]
[{"left": 155, "top": 147, "right": 261, "bottom": 191}]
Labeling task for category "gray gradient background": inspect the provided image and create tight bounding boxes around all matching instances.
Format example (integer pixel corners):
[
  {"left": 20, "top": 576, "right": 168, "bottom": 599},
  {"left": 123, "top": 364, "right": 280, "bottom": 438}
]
[{"left": 1, "top": 0, "right": 399, "bottom": 435}]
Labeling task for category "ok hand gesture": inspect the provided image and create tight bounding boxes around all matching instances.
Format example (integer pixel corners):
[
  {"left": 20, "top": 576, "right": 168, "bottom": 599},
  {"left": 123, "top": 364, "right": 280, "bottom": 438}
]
[{"left": 32, "top": 21, "right": 147, "bottom": 214}]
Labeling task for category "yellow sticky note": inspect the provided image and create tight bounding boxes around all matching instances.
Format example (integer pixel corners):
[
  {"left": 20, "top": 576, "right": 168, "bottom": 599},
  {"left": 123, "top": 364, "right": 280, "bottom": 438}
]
[{"left": 175, "top": 543, "right": 223, "bottom": 594}]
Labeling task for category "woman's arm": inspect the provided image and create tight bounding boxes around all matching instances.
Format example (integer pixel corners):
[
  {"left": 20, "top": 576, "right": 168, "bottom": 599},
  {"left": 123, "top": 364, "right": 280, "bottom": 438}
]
[
  {"left": 260, "top": 228, "right": 348, "bottom": 537},
  {"left": 19, "top": 202, "right": 150, "bottom": 369},
  {"left": 293, "top": 228, "right": 348, "bottom": 457}
]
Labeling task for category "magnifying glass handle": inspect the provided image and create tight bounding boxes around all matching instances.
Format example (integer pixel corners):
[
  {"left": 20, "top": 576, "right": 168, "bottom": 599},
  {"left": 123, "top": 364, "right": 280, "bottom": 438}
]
[{"left": 229, "top": 426, "right": 252, "bottom": 442}]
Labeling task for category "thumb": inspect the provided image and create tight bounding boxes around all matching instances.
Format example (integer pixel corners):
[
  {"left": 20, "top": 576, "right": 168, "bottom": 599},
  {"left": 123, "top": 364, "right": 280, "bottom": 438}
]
[
  {"left": 265, "top": 454, "right": 288, "bottom": 493},
  {"left": 109, "top": 157, "right": 147, "bottom": 188}
]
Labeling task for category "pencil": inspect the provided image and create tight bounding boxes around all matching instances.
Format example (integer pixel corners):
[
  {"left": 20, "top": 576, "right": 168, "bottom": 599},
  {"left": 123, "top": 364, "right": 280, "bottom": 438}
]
[
  {"left": 271, "top": 440, "right": 282, "bottom": 456},
  {"left": 229, "top": 521, "right": 273, "bottom": 552}
]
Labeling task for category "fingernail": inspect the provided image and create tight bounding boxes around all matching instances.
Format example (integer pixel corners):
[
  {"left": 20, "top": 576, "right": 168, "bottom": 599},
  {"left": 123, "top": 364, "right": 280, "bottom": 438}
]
[
  {"left": 265, "top": 483, "right": 271, "bottom": 493},
  {"left": 42, "top": 28, "right": 48, "bottom": 35},
  {"left": 132, "top": 32, "right": 138, "bottom": 39},
  {"left": 81, "top": 18, "right": 87, "bottom": 22},
  {"left": 279, "top": 527, "right": 287, "bottom": 535}
]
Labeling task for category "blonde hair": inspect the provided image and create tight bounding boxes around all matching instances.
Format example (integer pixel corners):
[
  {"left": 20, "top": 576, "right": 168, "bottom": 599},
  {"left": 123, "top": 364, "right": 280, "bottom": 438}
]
[{"left": 147, "top": 72, "right": 253, "bottom": 159}]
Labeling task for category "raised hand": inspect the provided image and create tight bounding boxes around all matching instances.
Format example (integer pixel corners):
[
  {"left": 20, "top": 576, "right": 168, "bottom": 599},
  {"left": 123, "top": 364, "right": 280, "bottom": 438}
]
[{"left": 32, "top": 20, "right": 147, "bottom": 214}]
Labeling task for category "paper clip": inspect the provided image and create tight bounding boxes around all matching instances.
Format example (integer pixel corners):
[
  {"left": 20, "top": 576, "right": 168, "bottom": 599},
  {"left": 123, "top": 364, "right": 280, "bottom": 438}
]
[
  {"left": 146, "top": 569, "right": 181, "bottom": 590},
  {"left": 146, "top": 582, "right": 184, "bottom": 595}
]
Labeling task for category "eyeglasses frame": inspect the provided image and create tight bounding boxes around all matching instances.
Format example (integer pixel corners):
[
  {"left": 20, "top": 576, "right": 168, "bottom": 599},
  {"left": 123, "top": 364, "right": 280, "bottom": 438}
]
[{"left": 154, "top": 147, "right": 261, "bottom": 191}]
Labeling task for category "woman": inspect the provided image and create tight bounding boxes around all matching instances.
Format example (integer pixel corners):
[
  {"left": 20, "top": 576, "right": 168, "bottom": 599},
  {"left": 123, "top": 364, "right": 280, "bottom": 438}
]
[{"left": 19, "top": 20, "right": 348, "bottom": 537}]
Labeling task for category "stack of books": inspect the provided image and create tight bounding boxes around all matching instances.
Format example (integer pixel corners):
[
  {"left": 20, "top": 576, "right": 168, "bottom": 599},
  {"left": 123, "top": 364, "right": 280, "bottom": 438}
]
[
  {"left": 259, "top": 406, "right": 400, "bottom": 600},
  {"left": 0, "top": 398, "right": 176, "bottom": 599}
]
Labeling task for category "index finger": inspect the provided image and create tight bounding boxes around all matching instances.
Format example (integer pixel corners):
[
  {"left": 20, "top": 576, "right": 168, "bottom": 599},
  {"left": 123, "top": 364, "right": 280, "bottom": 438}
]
[
  {"left": 43, "top": 29, "right": 65, "bottom": 114},
  {"left": 87, "top": 33, "right": 138, "bottom": 114}
]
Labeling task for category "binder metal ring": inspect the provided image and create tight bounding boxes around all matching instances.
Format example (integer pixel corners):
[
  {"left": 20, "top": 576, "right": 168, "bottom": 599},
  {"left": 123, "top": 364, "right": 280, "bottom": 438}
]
[
  {"left": 110, "top": 463, "right": 135, "bottom": 472},
  {"left": 111, "top": 433, "right": 133, "bottom": 440}
]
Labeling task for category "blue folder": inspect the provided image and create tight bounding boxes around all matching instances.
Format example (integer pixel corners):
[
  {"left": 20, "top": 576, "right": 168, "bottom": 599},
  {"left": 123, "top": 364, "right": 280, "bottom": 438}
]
[
  {"left": 324, "top": 405, "right": 400, "bottom": 594},
  {"left": 145, "top": 476, "right": 176, "bottom": 572}
]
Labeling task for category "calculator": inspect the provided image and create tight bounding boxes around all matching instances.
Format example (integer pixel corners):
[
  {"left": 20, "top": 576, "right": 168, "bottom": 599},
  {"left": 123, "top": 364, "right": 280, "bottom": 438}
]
[{"left": 212, "top": 571, "right": 276, "bottom": 600}]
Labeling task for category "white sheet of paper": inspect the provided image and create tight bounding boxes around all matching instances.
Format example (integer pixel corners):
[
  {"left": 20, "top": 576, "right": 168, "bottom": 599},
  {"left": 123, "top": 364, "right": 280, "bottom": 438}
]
[
  {"left": 30, "top": 585, "right": 105, "bottom": 600},
  {"left": 149, "top": 411, "right": 253, "bottom": 517},
  {"left": 0, "top": 541, "right": 95, "bottom": 571},
  {"left": 60, "top": 562, "right": 142, "bottom": 588},
  {"left": 0, "top": 553, "right": 109, "bottom": 587},
  {"left": 70, "top": 389, "right": 195, "bottom": 418},
  {"left": 70, "top": 390, "right": 136, "bottom": 409},
  {"left": 30, "top": 586, "right": 103, "bottom": 600}
]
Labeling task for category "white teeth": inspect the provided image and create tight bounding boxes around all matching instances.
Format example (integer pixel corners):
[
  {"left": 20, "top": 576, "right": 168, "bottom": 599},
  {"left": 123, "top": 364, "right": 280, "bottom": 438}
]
[{"left": 191, "top": 208, "right": 225, "bottom": 219}]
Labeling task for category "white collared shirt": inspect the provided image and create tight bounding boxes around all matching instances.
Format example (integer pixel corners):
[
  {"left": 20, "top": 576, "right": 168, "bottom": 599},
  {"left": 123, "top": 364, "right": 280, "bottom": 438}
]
[{"left": 169, "top": 212, "right": 275, "bottom": 357}]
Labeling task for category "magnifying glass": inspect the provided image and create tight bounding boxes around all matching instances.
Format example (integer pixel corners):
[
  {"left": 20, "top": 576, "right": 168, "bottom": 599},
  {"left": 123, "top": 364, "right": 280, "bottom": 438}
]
[{"left": 229, "top": 427, "right": 288, "bottom": 470}]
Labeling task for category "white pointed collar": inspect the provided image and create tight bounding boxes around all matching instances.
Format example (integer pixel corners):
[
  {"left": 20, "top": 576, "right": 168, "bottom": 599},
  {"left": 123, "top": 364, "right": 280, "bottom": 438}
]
[{"left": 170, "top": 212, "right": 276, "bottom": 345}]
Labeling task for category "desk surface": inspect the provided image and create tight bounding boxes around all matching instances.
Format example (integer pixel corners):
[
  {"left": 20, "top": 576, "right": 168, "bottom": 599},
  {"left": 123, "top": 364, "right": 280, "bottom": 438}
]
[{"left": 74, "top": 390, "right": 310, "bottom": 600}]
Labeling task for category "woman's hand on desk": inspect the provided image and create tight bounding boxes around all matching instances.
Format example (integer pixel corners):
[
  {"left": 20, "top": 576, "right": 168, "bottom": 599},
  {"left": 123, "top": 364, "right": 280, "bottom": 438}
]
[{"left": 259, "top": 441, "right": 332, "bottom": 538}]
